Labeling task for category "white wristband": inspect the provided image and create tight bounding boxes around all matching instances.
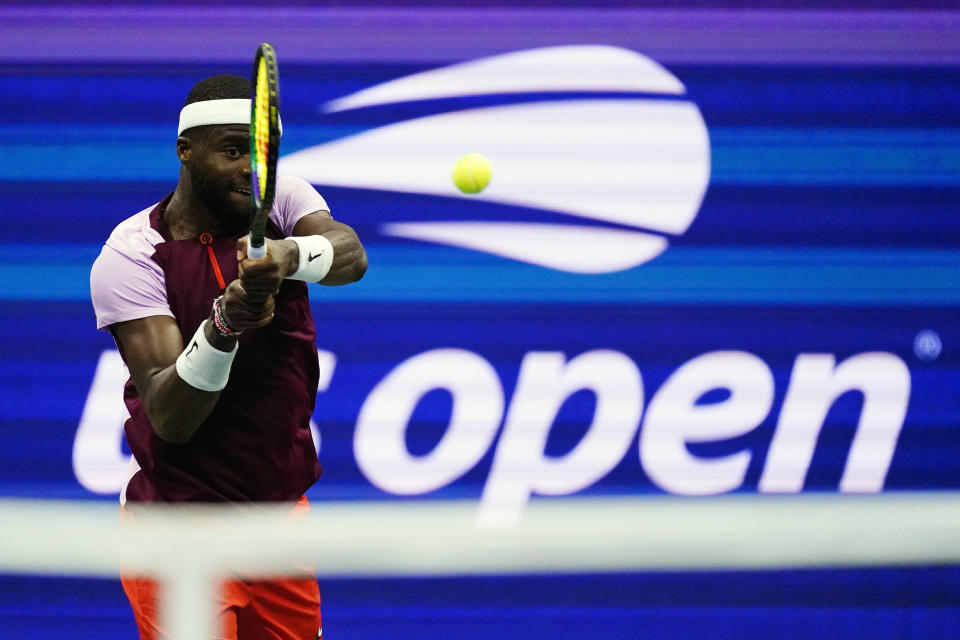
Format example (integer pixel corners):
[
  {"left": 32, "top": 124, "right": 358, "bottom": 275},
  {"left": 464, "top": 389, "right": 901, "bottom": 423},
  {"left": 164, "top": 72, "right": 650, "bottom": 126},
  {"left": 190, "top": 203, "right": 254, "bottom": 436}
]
[
  {"left": 286, "top": 235, "right": 334, "bottom": 282},
  {"left": 175, "top": 320, "right": 238, "bottom": 392}
]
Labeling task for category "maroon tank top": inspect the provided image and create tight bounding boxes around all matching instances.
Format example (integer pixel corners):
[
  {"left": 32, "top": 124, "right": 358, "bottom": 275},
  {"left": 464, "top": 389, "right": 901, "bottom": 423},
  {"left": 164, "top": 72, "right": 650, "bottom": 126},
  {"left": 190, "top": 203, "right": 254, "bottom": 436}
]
[{"left": 122, "top": 197, "right": 322, "bottom": 503}]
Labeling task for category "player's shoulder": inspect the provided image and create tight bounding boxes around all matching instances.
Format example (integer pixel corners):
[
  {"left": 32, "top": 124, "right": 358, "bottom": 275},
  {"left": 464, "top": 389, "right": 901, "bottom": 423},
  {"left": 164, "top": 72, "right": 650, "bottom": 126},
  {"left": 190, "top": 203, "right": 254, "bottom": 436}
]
[
  {"left": 103, "top": 203, "right": 165, "bottom": 262},
  {"left": 271, "top": 176, "right": 330, "bottom": 235},
  {"left": 276, "top": 174, "right": 320, "bottom": 198},
  {"left": 91, "top": 203, "right": 171, "bottom": 330},
  {"left": 92, "top": 203, "right": 167, "bottom": 288}
]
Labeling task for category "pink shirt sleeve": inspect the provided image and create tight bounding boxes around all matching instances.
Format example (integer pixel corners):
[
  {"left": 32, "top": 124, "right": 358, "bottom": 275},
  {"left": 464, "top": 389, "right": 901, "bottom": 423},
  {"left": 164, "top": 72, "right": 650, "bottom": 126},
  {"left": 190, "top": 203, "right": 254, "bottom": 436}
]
[
  {"left": 90, "top": 208, "right": 172, "bottom": 331},
  {"left": 270, "top": 175, "right": 331, "bottom": 236}
]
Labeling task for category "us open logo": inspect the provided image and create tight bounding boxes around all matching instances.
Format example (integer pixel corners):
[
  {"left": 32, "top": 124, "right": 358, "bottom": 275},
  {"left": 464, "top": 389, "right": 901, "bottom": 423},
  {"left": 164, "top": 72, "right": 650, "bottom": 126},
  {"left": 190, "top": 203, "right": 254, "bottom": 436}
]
[{"left": 279, "top": 45, "right": 711, "bottom": 274}]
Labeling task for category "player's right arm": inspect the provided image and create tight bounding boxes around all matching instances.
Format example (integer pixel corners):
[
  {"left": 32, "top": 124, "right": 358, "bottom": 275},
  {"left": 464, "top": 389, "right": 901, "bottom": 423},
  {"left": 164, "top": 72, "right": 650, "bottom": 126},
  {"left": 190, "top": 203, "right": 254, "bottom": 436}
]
[{"left": 110, "top": 279, "right": 274, "bottom": 443}]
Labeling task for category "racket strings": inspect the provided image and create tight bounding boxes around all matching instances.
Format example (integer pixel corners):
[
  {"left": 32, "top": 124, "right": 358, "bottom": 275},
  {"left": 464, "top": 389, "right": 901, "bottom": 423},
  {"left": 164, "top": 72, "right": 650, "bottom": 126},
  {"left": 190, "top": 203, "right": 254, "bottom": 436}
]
[
  {"left": 253, "top": 58, "right": 271, "bottom": 202},
  {"left": 249, "top": 43, "right": 279, "bottom": 253}
]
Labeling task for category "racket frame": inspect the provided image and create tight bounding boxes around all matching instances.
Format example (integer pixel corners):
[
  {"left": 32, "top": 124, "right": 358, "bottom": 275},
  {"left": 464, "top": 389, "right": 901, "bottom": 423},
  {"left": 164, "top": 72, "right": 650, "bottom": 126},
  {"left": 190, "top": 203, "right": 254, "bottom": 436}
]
[{"left": 248, "top": 42, "right": 280, "bottom": 260}]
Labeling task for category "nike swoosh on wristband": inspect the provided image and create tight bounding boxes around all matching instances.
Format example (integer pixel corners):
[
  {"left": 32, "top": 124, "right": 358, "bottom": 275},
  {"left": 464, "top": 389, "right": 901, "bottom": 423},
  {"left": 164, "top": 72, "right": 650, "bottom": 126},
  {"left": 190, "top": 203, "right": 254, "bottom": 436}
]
[
  {"left": 308, "top": 251, "right": 324, "bottom": 262},
  {"left": 278, "top": 45, "right": 710, "bottom": 274}
]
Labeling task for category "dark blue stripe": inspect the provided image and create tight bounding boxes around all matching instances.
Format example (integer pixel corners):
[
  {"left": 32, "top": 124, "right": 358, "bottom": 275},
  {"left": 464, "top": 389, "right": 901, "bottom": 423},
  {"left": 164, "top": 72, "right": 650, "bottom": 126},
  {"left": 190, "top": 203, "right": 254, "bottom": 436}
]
[
  {"left": 3, "top": 64, "right": 960, "bottom": 127},
  {"left": 686, "top": 185, "right": 960, "bottom": 249},
  {"left": 681, "top": 65, "right": 960, "bottom": 127},
  {"left": 3, "top": 244, "right": 957, "bottom": 305},
  {"left": 4, "top": 182, "right": 959, "bottom": 250},
  {"left": 1, "top": 569, "right": 959, "bottom": 640}
]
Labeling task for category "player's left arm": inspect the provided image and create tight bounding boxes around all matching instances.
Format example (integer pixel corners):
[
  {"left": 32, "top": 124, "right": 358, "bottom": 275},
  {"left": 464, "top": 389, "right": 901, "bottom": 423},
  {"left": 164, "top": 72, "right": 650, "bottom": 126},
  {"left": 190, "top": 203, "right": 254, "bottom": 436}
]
[
  {"left": 290, "top": 210, "right": 368, "bottom": 285},
  {"left": 235, "top": 210, "right": 367, "bottom": 295}
]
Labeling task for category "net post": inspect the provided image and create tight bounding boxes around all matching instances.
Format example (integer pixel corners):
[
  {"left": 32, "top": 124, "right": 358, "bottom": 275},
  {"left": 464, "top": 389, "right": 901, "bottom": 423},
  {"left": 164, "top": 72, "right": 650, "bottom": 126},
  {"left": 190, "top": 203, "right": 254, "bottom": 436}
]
[{"left": 161, "top": 558, "right": 218, "bottom": 640}]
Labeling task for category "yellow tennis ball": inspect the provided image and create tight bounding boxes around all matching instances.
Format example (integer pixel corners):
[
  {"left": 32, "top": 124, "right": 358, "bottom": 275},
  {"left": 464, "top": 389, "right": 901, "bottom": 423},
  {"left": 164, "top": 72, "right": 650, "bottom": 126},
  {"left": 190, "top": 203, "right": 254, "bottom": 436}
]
[{"left": 452, "top": 153, "right": 492, "bottom": 194}]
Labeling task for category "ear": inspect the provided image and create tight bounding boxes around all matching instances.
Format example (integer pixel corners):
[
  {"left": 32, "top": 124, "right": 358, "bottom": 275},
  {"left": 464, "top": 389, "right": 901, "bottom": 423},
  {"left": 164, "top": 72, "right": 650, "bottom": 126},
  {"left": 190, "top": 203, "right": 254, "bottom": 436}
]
[{"left": 176, "top": 136, "right": 192, "bottom": 163}]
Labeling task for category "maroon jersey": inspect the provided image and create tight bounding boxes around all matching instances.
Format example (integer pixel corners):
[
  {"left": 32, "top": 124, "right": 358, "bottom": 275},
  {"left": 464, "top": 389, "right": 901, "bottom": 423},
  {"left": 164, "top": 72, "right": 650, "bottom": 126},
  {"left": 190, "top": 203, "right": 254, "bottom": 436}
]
[{"left": 120, "top": 198, "right": 322, "bottom": 503}]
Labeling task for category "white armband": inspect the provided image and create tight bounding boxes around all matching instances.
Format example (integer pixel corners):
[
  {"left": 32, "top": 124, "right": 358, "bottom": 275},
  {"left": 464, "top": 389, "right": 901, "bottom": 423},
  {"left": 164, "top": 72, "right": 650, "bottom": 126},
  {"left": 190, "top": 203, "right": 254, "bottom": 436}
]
[
  {"left": 286, "top": 235, "right": 334, "bottom": 282},
  {"left": 175, "top": 320, "right": 238, "bottom": 392}
]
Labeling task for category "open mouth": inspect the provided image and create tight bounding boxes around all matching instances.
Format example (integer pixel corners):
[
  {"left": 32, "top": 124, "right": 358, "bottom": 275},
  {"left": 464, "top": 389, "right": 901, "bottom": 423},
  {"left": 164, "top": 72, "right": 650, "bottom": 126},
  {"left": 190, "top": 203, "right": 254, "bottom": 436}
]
[{"left": 231, "top": 187, "right": 252, "bottom": 196}]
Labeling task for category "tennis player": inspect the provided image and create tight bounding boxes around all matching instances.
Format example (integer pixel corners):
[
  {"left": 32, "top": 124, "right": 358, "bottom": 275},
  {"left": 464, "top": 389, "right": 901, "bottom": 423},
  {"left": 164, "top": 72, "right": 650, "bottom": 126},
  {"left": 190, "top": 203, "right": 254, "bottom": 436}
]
[{"left": 90, "top": 74, "right": 367, "bottom": 640}]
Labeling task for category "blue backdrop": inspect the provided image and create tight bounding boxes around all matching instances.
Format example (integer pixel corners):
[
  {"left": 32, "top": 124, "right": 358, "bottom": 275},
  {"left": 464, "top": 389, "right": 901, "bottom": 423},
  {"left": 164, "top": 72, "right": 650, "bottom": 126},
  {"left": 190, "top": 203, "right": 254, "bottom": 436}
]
[{"left": 0, "top": 3, "right": 958, "bottom": 639}]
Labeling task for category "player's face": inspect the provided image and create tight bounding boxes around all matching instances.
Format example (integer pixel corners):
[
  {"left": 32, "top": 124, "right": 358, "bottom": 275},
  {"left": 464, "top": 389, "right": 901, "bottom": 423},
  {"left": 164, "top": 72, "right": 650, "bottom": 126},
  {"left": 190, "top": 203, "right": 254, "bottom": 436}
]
[{"left": 187, "top": 125, "right": 252, "bottom": 234}]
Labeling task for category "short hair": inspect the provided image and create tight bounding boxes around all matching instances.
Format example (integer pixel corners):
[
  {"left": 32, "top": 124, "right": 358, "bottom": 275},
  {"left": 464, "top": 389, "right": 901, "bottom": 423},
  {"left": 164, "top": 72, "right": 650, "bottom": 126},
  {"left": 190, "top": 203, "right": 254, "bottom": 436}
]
[{"left": 183, "top": 74, "right": 251, "bottom": 107}]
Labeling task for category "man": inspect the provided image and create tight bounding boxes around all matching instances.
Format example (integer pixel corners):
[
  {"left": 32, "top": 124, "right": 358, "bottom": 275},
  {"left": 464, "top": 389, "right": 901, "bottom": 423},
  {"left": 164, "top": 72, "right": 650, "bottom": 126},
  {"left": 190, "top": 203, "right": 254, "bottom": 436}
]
[{"left": 90, "top": 74, "right": 367, "bottom": 639}]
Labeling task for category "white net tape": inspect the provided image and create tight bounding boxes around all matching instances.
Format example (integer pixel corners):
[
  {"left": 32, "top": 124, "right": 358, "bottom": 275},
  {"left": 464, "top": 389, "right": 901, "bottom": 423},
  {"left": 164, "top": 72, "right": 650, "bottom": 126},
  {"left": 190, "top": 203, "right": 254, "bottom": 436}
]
[{"left": 1, "top": 493, "right": 958, "bottom": 639}]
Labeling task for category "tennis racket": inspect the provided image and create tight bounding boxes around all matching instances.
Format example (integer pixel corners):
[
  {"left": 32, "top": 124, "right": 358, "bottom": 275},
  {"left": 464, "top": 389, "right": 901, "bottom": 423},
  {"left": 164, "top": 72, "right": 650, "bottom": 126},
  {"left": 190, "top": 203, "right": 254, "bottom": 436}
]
[{"left": 248, "top": 42, "right": 280, "bottom": 260}]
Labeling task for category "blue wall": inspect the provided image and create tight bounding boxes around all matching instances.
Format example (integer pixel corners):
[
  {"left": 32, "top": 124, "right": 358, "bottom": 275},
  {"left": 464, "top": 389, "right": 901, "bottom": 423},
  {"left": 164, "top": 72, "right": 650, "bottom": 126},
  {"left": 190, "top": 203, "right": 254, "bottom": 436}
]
[{"left": 0, "top": 4, "right": 957, "bottom": 638}]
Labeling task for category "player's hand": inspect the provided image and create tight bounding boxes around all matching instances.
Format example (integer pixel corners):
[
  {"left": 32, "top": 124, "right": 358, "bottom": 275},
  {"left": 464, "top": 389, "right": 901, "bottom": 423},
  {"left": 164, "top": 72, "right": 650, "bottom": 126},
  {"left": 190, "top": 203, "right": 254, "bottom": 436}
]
[
  {"left": 235, "top": 235, "right": 297, "bottom": 302},
  {"left": 219, "top": 278, "right": 275, "bottom": 331}
]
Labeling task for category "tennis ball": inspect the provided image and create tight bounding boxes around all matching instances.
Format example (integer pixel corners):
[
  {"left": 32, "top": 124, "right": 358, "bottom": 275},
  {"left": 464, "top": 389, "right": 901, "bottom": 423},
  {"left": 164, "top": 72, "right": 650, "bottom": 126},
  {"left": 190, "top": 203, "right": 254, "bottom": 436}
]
[{"left": 452, "top": 153, "right": 492, "bottom": 195}]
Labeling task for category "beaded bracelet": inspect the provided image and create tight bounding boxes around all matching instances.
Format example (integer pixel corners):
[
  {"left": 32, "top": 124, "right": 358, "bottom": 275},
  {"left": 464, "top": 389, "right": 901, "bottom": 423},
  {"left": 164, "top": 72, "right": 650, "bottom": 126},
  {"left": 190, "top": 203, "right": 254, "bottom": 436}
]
[{"left": 211, "top": 296, "right": 242, "bottom": 337}]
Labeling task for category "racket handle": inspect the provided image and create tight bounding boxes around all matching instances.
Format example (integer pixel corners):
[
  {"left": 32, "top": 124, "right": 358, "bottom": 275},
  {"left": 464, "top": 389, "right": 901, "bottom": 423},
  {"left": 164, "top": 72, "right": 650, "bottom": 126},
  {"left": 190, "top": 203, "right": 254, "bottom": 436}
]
[{"left": 247, "top": 243, "right": 267, "bottom": 260}]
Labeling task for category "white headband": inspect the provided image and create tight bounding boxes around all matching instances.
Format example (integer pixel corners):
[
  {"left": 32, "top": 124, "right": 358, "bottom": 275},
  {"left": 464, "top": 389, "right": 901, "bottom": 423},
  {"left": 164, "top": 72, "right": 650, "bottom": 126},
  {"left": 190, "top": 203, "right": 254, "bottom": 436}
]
[{"left": 177, "top": 98, "right": 282, "bottom": 136}]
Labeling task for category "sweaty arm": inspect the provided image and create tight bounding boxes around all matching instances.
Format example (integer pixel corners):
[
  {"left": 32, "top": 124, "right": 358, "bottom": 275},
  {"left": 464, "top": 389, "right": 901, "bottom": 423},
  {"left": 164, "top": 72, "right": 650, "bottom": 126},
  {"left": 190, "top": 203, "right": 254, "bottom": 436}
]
[
  {"left": 290, "top": 211, "right": 367, "bottom": 285},
  {"left": 235, "top": 211, "right": 366, "bottom": 289},
  {"left": 111, "top": 281, "right": 274, "bottom": 444}
]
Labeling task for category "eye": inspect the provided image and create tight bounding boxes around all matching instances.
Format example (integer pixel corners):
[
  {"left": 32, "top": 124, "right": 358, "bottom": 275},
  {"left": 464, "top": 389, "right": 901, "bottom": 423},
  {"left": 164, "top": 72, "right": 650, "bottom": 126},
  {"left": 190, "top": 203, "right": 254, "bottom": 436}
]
[{"left": 224, "top": 147, "right": 243, "bottom": 159}]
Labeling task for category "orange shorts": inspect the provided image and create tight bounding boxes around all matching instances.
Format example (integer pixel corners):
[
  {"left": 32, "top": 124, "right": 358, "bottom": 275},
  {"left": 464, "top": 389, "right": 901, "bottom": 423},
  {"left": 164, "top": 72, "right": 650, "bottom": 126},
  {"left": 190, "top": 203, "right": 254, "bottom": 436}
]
[{"left": 120, "top": 498, "right": 322, "bottom": 640}]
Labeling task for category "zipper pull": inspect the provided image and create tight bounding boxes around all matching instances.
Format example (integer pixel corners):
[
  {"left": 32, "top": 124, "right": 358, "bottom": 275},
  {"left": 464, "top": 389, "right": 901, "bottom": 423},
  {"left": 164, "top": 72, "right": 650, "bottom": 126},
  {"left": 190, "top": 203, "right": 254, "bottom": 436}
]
[{"left": 200, "top": 233, "right": 227, "bottom": 290}]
